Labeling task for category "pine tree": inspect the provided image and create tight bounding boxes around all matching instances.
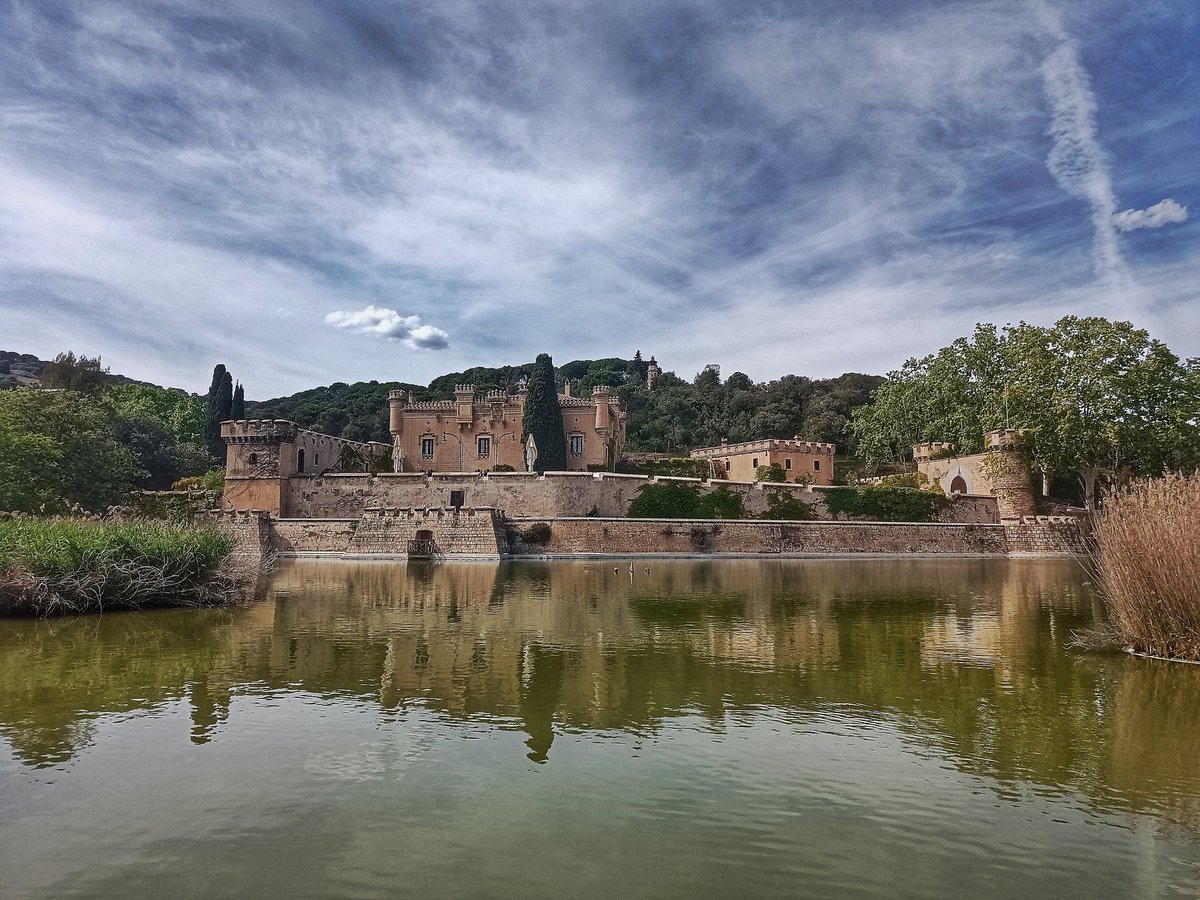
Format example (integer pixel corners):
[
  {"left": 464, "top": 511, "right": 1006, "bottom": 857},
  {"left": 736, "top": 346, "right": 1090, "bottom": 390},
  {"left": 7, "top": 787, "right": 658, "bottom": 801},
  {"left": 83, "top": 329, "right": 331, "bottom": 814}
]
[
  {"left": 230, "top": 382, "right": 245, "bottom": 420},
  {"left": 522, "top": 353, "right": 567, "bottom": 472}
]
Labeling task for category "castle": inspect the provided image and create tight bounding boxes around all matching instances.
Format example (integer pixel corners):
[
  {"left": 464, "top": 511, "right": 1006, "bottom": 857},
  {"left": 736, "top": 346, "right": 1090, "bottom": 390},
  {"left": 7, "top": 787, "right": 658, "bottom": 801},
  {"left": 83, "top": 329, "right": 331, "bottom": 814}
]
[{"left": 387, "top": 383, "right": 625, "bottom": 473}]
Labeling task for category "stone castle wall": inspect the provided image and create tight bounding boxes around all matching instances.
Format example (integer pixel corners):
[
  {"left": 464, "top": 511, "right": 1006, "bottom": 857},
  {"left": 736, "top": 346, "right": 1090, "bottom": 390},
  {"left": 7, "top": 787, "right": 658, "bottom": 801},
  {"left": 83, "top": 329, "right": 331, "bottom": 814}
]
[
  {"left": 507, "top": 518, "right": 1010, "bottom": 556},
  {"left": 270, "top": 508, "right": 504, "bottom": 557},
  {"left": 282, "top": 471, "right": 1001, "bottom": 524}
]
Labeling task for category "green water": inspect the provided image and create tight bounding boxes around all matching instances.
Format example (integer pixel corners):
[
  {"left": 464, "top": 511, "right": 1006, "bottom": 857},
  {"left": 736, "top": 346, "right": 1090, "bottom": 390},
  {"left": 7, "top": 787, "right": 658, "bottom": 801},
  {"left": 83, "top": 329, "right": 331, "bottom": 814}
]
[{"left": 2, "top": 559, "right": 1199, "bottom": 898}]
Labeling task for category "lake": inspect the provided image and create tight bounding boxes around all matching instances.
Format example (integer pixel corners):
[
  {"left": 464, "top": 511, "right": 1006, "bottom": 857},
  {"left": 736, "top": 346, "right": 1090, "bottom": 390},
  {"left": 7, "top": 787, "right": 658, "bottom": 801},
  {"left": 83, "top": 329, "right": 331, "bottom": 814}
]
[{"left": 2, "top": 559, "right": 1198, "bottom": 897}]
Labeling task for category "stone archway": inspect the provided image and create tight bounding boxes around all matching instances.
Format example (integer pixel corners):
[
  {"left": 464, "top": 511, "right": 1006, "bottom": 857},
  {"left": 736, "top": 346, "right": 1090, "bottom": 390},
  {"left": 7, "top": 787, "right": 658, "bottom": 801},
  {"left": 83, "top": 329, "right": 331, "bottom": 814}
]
[{"left": 950, "top": 474, "right": 967, "bottom": 494}]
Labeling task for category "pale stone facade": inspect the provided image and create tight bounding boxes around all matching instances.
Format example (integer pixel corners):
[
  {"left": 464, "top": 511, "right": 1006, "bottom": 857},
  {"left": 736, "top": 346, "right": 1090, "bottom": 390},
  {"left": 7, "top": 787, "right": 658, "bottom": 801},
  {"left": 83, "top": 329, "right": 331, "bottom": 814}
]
[
  {"left": 387, "top": 384, "right": 625, "bottom": 474},
  {"left": 690, "top": 437, "right": 837, "bottom": 485},
  {"left": 914, "top": 429, "right": 1036, "bottom": 520}
]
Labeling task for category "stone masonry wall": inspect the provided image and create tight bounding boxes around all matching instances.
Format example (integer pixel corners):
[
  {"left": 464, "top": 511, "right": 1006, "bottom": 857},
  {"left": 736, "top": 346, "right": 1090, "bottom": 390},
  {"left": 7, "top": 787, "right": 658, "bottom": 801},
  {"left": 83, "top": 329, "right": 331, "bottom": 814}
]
[
  {"left": 508, "top": 518, "right": 1009, "bottom": 556},
  {"left": 1002, "top": 516, "right": 1089, "bottom": 556},
  {"left": 283, "top": 471, "right": 999, "bottom": 524},
  {"left": 269, "top": 508, "right": 504, "bottom": 557}
]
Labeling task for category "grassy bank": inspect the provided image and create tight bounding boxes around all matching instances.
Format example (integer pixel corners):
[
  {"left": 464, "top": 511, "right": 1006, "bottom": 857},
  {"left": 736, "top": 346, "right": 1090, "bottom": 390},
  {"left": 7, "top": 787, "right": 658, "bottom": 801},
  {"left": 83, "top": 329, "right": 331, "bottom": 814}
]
[
  {"left": 1091, "top": 473, "right": 1200, "bottom": 661},
  {"left": 0, "top": 518, "right": 248, "bottom": 617}
]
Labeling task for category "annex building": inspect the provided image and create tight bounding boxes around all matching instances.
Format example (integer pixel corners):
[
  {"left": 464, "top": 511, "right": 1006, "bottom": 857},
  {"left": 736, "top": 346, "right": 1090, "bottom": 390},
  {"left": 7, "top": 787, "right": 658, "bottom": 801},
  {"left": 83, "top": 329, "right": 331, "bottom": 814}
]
[{"left": 690, "top": 437, "right": 837, "bottom": 484}]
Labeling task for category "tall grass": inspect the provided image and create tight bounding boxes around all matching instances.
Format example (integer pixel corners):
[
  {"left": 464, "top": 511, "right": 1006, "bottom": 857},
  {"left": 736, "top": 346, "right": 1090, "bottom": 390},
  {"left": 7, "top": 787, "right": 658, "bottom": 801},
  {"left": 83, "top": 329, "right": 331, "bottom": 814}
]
[
  {"left": 1091, "top": 473, "right": 1200, "bottom": 661},
  {"left": 0, "top": 518, "right": 246, "bottom": 617}
]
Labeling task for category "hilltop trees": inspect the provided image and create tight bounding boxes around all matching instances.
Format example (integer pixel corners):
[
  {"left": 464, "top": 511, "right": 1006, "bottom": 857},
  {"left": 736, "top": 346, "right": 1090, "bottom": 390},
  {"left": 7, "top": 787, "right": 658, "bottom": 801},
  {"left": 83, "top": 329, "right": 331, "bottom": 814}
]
[
  {"left": 851, "top": 317, "right": 1200, "bottom": 507},
  {"left": 522, "top": 353, "right": 567, "bottom": 472}
]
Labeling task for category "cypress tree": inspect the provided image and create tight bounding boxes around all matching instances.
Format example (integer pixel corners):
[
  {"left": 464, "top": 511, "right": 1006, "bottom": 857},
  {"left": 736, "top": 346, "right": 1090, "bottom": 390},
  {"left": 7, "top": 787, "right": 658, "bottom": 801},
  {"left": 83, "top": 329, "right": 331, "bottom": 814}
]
[
  {"left": 207, "top": 368, "right": 234, "bottom": 460},
  {"left": 522, "top": 353, "right": 567, "bottom": 472},
  {"left": 230, "top": 382, "right": 245, "bottom": 420}
]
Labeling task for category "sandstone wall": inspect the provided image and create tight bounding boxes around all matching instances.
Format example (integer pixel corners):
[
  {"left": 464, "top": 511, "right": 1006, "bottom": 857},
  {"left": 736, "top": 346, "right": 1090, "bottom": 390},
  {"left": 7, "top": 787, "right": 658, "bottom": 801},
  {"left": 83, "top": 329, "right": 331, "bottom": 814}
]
[
  {"left": 507, "top": 517, "right": 1010, "bottom": 557},
  {"left": 269, "top": 508, "right": 503, "bottom": 557},
  {"left": 1003, "top": 516, "right": 1089, "bottom": 556},
  {"left": 282, "top": 471, "right": 1000, "bottom": 524}
]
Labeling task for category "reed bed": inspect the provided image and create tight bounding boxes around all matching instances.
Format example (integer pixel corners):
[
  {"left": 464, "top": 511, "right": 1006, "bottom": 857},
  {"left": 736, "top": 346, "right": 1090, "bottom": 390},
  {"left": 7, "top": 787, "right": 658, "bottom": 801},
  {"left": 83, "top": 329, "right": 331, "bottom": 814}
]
[
  {"left": 0, "top": 518, "right": 249, "bottom": 617},
  {"left": 1090, "top": 472, "right": 1200, "bottom": 661}
]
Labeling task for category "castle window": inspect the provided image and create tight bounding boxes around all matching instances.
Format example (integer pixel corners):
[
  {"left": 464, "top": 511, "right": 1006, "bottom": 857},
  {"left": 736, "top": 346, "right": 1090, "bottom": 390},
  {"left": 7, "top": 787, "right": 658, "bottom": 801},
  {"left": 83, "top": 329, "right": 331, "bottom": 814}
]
[
  {"left": 314, "top": 452, "right": 320, "bottom": 468},
  {"left": 725, "top": 460, "right": 731, "bottom": 472},
  {"left": 813, "top": 460, "right": 820, "bottom": 472},
  {"left": 248, "top": 452, "right": 257, "bottom": 465},
  {"left": 784, "top": 458, "right": 792, "bottom": 470},
  {"left": 570, "top": 434, "right": 584, "bottom": 457},
  {"left": 297, "top": 448, "right": 305, "bottom": 473},
  {"left": 421, "top": 437, "right": 435, "bottom": 459},
  {"left": 752, "top": 458, "right": 759, "bottom": 469},
  {"left": 477, "top": 436, "right": 491, "bottom": 459}
]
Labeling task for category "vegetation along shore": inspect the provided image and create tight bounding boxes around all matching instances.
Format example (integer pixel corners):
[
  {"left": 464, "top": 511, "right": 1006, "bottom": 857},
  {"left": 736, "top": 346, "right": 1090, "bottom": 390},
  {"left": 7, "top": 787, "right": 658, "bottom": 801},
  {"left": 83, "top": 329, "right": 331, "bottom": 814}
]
[{"left": 0, "top": 518, "right": 252, "bottom": 617}]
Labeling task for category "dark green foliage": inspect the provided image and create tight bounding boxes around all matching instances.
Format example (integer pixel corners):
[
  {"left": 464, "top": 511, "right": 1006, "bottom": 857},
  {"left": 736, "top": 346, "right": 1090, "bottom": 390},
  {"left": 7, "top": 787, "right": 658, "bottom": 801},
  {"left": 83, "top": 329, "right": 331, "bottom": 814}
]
[
  {"left": 761, "top": 491, "right": 816, "bottom": 521},
  {"left": 39, "top": 352, "right": 109, "bottom": 394},
  {"left": 246, "top": 356, "right": 882, "bottom": 457},
  {"left": 523, "top": 354, "right": 567, "bottom": 472},
  {"left": 628, "top": 483, "right": 745, "bottom": 519},
  {"left": 756, "top": 463, "right": 787, "bottom": 482},
  {"left": 491, "top": 464, "right": 516, "bottom": 472},
  {"left": 205, "top": 365, "right": 233, "bottom": 459},
  {"left": 114, "top": 420, "right": 186, "bottom": 490},
  {"left": 230, "top": 382, "right": 245, "bottom": 420},
  {"left": 696, "top": 487, "right": 743, "bottom": 519},
  {"left": 0, "top": 389, "right": 141, "bottom": 513},
  {"left": 824, "top": 486, "right": 949, "bottom": 522},
  {"left": 628, "top": 482, "right": 703, "bottom": 518},
  {"left": 520, "top": 523, "right": 552, "bottom": 546}
]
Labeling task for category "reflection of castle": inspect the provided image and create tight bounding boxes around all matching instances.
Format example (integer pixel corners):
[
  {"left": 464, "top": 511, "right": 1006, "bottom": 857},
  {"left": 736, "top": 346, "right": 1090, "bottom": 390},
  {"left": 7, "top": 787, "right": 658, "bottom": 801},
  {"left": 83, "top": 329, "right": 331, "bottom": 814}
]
[{"left": 6, "top": 559, "right": 1200, "bottom": 828}]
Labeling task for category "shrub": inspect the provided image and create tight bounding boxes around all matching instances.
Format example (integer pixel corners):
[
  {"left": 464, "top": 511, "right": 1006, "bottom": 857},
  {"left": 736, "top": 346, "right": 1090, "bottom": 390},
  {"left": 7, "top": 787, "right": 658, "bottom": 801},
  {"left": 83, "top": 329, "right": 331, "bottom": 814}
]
[
  {"left": 756, "top": 463, "right": 787, "bottom": 482},
  {"left": 761, "top": 491, "right": 815, "bottom": 520},
  {"left": 172, "top": 469, "right": 225, "bottom": 492},
  {"left": 0, "top": 518, "right": 244, "bottom": 616},
  {"left": 617, "top": 457, "right": 710, "bottom": 480},
  {"left": 1091, "top": 473, "right": 1200, "bottom": 660},
  {"left": 696, "top": 487, "right": 743, "bottom": 519},
  {"left": 824, "top": 485, "right": 949, "bottom": 522},
  {"left": 628, "top": 482, "right": 702, "bottom": 518},
  {"left": 520, "top": 522, "right": 552, "bottom": 546},
  {"left": 491, "top": 464, "right": 516, "bottom": 472}
]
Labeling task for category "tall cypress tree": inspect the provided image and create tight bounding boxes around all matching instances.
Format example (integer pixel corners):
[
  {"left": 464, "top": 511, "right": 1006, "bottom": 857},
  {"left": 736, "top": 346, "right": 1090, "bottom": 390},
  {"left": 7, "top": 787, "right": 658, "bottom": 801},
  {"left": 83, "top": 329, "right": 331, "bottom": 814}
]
[
  {"left": 207, "top": 367, "right": 234, "bottom": 461},
  {"left": 230, "top": 382, "right": 245, "bottom": 420},
  {"left": 522, "top": 353, "right": 567, "bottom": 472}
]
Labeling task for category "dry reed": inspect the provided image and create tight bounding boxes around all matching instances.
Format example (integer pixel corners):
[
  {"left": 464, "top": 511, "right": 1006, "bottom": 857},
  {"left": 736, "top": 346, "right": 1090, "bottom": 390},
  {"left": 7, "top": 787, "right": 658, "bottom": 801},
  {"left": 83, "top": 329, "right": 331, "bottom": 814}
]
[
  {"left": 1090, "top": 472, "right": 1200, "bottom": 661},
  {"left": 0, "top": 518, "right": 256, "bottom": 617}
]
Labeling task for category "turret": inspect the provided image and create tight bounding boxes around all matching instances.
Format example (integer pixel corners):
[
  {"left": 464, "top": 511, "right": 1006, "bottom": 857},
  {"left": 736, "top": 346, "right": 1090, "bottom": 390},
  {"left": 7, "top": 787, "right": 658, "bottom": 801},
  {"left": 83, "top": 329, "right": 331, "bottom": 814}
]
[{"left": 646, "top": 356, "right": 660, "bottom": 390}]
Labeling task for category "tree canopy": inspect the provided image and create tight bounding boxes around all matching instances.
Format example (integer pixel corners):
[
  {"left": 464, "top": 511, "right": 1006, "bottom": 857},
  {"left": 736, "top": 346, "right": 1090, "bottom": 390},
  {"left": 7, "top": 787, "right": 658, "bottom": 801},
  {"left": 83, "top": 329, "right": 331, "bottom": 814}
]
[
  {"left": 851, "top": 317, "right": 1200, "bottom": 506},
  {"left": 522, "top": 353, "right": 567, "bottom": 472}
]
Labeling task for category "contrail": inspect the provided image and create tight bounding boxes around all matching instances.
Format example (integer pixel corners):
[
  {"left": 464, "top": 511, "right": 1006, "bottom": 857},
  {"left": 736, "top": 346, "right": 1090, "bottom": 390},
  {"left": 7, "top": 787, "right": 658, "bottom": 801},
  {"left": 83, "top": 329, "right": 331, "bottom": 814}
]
[{"left": 1031, "top": 0, "right": 1132, "bottom": 292}]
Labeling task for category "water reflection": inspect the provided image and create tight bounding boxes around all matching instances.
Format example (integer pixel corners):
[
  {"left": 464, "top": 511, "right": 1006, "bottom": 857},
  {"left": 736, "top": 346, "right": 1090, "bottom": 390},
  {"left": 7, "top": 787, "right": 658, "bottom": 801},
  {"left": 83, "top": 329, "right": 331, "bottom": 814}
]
[{"left": 2, "top": 559, "right": 1199, "bottom": 830}]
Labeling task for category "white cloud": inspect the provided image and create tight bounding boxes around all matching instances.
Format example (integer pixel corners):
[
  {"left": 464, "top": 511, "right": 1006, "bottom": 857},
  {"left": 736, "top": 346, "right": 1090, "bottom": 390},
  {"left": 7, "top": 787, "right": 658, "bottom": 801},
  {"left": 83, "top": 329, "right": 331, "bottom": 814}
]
[
  {"left": 1112, "top": 198, "right": 1188, "bottom": 232},
  {"left": 324, "top": 305, "right": 450, "bottom": 350}
]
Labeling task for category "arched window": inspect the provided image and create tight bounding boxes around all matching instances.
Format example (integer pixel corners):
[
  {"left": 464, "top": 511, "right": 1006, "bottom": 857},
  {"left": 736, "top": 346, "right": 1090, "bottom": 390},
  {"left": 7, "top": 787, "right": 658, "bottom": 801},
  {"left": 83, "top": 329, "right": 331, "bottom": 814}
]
[
  {"left": 950, "top": 475, "right": 967, "bottom": 494},
  {"left": 297, "top": 448, "right": 305, "bottom": 473},
  {"left": 248, "top": 452, "right": 258, "bottom": 465}
]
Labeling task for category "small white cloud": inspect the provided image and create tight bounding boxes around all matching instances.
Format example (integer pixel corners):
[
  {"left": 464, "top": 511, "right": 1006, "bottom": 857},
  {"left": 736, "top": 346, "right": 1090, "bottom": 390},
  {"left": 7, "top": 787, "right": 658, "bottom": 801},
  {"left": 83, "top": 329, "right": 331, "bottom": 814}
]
[
  {"left": 1112, "top": 198, "right": 1188, "bottom": 232},
  {"left": 324, "top": 305, "right": 450, "bottom": 350}
]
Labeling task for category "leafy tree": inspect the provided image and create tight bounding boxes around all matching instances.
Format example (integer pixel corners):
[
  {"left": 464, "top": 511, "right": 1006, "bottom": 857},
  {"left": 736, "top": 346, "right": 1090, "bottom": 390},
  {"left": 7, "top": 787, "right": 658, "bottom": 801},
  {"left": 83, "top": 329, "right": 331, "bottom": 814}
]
[
  {"left": 0, "top": 389, "right": 141, "bottom": 512},
  {"left": 851, "top": 317, "right": 1200, "bottom": 508},
  {"left": 104, "top": 384, "right": 206, "bottom": 446},
  {"left": 762, "top": 491, "right": 816, "bottom": 520},
  {"left": 40, "top": 352, "right": 109, "bottom": 394},
  {"left": 114, "top": 420, "right": 186, "bottom": 490},
  {"left": 522, "top": 353, "right": 567, "bottom": 472},
  {"left": 628, "top": 482, "right": 702, "bottom": 518},
  {"left": 696, "top": 487, "right": 743, "bottom": 519}
]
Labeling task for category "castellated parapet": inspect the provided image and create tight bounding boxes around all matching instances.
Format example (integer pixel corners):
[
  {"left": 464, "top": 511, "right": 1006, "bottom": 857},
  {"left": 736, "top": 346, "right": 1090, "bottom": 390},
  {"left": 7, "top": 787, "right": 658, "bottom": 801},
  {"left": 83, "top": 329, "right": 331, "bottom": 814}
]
[
  {"left": 914, "top": 429, "right": 1035, "bottom": 520},
  {"left": 387, "top": 385, "right": 625, "bottom": 474},
  {"left": 690, "top": 436, "right": 837, "bottom": 485}
]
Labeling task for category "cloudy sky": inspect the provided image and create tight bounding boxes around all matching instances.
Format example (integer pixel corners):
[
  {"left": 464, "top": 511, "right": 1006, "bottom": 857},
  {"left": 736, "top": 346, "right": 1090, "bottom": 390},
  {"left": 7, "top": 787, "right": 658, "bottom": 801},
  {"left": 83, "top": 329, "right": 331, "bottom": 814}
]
[{"left": 1, "top": 0, "right": 1195, "bottom": 397}]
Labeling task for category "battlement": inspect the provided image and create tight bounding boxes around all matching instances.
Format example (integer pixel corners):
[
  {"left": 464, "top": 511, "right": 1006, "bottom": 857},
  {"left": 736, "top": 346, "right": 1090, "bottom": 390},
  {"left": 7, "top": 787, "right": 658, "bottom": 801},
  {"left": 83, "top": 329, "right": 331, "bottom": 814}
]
[
  {"left": 690, "top": 438, "right": 837, "bottom": 458},
  {"left": 986, "top": 429, "right": 1027, "bottom": 451},
  {"left": 912, "top": 441, "right": 955, "bottom": 462},
  {"left": 221, "top": 419, "right": 299, "bottom": 443}
]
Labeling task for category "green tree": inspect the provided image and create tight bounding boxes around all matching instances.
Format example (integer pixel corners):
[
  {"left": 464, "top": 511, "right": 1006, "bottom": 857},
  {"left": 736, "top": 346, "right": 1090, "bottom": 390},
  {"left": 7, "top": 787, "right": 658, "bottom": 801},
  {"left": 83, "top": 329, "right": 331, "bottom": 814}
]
[
  {"left": 0, "top": 390, "right": 141, "bottom": 512},
  {"left": 40, "top": 351, "right": 109, "bottom": 394},
  {"left": 522, "top": 354, "right": 567, "bottom": 472},
  {"left": 206, "top": 368, "right": 233, "bottom": 461},
  {"left": 230, "top": 382, "right": 246, "bottom": 420},
  {"left": 756, "top": 463, "right": 787, "bottom": 482}
]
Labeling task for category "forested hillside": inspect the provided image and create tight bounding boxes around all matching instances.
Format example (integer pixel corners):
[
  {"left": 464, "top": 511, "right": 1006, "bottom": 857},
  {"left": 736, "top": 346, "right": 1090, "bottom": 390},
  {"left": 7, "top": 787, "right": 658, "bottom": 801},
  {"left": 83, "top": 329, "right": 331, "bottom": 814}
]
[{"left": 248, "top": 355, "right": 883, "bottom": 455}]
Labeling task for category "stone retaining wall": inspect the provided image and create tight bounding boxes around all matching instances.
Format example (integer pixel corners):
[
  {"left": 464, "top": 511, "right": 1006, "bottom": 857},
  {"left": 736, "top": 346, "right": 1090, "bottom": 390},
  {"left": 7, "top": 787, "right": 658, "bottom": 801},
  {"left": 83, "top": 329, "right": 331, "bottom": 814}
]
[
  {"left": 507, "top": 517, "right": 1010, "bottom": 556},
  {"left": 283, "top": 471, "right": 1000, "bottom": 524}
]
